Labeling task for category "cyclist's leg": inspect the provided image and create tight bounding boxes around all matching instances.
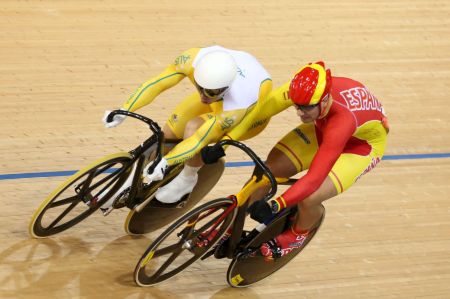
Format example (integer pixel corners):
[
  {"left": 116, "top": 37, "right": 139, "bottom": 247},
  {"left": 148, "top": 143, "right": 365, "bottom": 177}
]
[
  {"left": 293, "top": 177, "right": 336, "bottom": 231},
  {"left": 246, "top": 147, "right": 298, "bottom": 205},
  {"left": 247, "top": 123, "right": 318, "bottom": 205},
  {"left": 295, "top": 123, "right": 388, "bottom": 231},
  {"left": 249, "top": 123, "right": 323, "bottom": 257},
  {"left": 293, "top": 153, "right": 379, "bottom": 232},
  {"left": 163, "top": 92, "right": 212, "bottom": 153},
  {"left": 157, "top": 105, "right": 248, "bottom": 203},
  {"left": 178, "top": 115, "right": 208, "bottom": 167},
  {"left": 164, "top": 103, "right": 248, "bottom": 167},
  {"left": 102, "top": 94, "right": 208, "bottom": 209},
  {"left": 162, "top": 93, "right": 224, "bottom": 167},
  {"left": 149, "top": 92, "right": 210, "bottom": 203}
]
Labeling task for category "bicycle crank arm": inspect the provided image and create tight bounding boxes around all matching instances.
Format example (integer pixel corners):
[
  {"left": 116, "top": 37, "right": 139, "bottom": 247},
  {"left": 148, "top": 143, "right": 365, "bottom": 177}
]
[{"left": 134, "top": 192, "right": 156, "bottom": 212}]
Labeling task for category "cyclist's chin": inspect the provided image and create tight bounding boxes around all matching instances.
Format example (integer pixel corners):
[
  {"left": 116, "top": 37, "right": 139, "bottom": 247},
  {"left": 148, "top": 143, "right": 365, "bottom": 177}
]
[
  {"left": 300, "top": 116, "right": 314, "bottom": 123},
  {"left": 200, "top": 96, "right": 215, "bottom": 104}
]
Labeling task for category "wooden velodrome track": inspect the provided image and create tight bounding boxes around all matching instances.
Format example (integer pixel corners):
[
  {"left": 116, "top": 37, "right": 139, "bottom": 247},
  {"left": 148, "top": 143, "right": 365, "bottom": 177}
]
[{"left": 1, "top": 1, "right": 449, "bottom": 298}]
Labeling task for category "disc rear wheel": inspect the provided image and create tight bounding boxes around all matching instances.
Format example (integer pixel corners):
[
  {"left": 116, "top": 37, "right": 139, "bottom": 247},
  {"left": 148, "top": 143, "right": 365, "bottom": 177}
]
[
  {"left": 124, "top": 159, "right": 225, "bottom": 235},
  {"left": 227, "top": 205, "right": 325, "bottom": 287}
]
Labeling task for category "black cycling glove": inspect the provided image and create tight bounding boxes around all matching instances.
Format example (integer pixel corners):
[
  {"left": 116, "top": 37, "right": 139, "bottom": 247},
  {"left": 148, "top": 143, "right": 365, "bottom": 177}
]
[{"left": 201, "top": 144, "right": 226, "bottom": 164}]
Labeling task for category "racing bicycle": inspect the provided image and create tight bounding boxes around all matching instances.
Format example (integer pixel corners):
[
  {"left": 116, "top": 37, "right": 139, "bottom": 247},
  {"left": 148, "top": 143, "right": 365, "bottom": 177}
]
[
  {"left": 134, "top": 139, "right": 325, "bottom": 287},
  {"left": 29, "top": 110, "right": 224, "bottom": 238}
]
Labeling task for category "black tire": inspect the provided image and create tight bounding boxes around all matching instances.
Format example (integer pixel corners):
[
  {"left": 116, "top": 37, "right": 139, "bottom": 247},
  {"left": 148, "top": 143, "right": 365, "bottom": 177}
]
[
  {"left": 29, "top": 152, "right": 133, "bottom": 238},
  {"left": 134, "top": 197, "right": 237, "bottom": 286},
  {"left": 227, "top": 205, "right": 325, "bottom": 287}
]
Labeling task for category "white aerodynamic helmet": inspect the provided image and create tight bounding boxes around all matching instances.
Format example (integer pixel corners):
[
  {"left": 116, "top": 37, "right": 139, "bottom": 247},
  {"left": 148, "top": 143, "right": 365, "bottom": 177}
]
[{"left": 194, "top": 51, "right": 237, "bottom": 89}]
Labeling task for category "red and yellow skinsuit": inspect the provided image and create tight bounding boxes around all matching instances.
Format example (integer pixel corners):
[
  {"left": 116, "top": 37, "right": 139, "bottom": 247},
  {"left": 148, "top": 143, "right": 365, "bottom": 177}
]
[{"left": 268, "top": 77, "right": 389, "bottom": 207}]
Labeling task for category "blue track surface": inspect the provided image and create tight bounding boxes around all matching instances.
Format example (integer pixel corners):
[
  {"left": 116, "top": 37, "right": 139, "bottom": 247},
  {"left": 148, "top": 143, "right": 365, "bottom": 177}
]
[{"left": 1, "top": 152, "right": 449, "bottom": 181}]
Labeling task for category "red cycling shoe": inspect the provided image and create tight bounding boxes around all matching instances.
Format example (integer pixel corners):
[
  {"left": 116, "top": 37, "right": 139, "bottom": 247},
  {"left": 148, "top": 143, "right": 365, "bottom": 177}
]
[{"left": 260, "top": 226, "right": 309, "bottom": 260}]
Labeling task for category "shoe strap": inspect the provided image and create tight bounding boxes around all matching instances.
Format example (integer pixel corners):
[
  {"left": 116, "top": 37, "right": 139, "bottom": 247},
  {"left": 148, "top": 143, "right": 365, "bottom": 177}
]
[{"left": 265, "top": 238, "right": 282, "bottom": 259}]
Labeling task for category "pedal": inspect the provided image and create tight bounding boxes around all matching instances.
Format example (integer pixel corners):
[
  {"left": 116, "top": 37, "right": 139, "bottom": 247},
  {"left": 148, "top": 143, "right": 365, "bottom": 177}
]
[
  {"left": 213, "top": 238, "right": 229, "bottom": 259},
  {"left": 176, "top": 200, "right": 188, "bottom": 208},
  {"left": 215, "top": 231, "right": 250, "bottom": 259},
  {"left": 238, "top": 247, "right": 261, "bottom": 260},
  {"left": 112, "top": 187, "right": 131, "bottom": 209}
]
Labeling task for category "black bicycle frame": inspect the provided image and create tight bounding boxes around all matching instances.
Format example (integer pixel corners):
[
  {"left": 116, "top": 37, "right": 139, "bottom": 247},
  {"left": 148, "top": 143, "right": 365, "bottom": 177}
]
[
  {"left": 106, "top": 110, "right": 165, "bottom": 205},
  {"left": 214, "top": 139, "right": 278, "bottom": 259},
  {"left": 217, "top": 139, "right": 277, "bottom": 201}
]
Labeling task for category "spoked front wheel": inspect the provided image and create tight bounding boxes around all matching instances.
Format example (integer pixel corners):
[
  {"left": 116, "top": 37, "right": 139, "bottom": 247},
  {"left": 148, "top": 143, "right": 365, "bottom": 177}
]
[
  {"left": 29, "top": 152, "right": 133, "bottom": 238},
  {"left": 134, "top": 197, "right": 237, "bottom": 287}
]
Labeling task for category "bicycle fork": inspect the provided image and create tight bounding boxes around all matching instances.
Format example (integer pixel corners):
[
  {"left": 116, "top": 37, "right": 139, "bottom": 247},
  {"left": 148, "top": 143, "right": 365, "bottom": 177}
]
[{"left": 195, "top": 199, "right": 238, "bottom": 248}]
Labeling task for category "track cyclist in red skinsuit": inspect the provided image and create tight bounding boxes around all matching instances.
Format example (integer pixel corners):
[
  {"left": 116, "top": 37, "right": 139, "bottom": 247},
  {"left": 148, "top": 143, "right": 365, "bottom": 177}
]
[{"left": 247, "top": 61, "right": 389, "bottom": 260}]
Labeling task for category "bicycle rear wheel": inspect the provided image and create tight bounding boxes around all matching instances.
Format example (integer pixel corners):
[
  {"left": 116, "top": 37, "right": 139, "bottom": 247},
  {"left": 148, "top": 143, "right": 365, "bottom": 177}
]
[
  {"left": 134, "top": 197, "right": 236, "bottom": 286},
  {"left": 227, "top": 205, "right": 325, "bottom": 287},
  {"left": 29, "top": 152, "right": 133, "bottom": 238},
  {"left": 124, "top": 159, "right": 225, "bottom": 235}
]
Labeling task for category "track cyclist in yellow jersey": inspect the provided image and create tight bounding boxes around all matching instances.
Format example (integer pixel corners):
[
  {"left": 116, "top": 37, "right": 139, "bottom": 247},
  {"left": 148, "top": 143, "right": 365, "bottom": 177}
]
[{"left": 102, "top": 45, "right": 272, "bottom": 208}]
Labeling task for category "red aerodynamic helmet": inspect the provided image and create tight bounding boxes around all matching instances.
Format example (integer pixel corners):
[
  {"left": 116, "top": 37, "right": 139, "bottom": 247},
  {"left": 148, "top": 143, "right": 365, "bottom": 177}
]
[{"left": 288, "top": 61, "right": 332, "bottom": 106}]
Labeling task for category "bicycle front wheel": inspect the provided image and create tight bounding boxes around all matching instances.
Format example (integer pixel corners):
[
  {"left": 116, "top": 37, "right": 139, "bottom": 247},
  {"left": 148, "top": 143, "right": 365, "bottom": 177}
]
[
  {"left": 29, "top": 152, "right": 133, "bottom": 238},
  {"left": 134, "top": 197, "right": 236, "bottom": 287}
]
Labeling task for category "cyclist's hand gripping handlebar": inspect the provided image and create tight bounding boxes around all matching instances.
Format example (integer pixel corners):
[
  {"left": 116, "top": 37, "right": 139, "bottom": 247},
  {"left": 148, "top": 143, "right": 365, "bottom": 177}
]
[
  {"left": 107, "top": 110, "right": 164, "bottom": 175},
  {"left": 201, "top": 143, "right": 226, "bottom": 164}
]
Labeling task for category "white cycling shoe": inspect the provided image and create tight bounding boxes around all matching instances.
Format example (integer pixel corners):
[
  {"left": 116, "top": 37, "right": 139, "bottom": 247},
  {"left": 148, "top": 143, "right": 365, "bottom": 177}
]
[{"left": 155, "top": 172, "right": 198, "bottom": 204}]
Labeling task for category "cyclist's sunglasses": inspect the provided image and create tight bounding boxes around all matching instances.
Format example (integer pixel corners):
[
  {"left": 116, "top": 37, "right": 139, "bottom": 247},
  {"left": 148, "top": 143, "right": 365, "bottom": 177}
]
[
  {"left": 294, "top": 103, "right": 319, "bottom": 112},
  {"left": 294, "top": 94, "right": 329, "bottom": 112},
  {"left": 196, "top": 84, "right": 229, "bottom": 99}
]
